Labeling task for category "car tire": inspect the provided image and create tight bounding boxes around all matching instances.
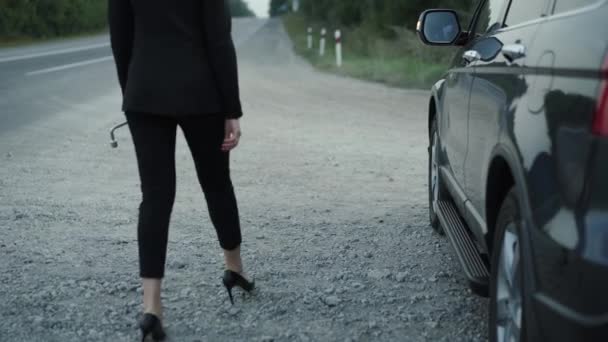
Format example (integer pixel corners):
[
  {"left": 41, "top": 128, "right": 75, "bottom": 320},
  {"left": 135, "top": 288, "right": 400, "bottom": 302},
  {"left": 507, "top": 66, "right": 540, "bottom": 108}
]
[
  {"left": 428, "top": 118, "right": 446, "bottom": 234},
  {"left": 489, "top": 188, "right": 527, "bottom": 342}
]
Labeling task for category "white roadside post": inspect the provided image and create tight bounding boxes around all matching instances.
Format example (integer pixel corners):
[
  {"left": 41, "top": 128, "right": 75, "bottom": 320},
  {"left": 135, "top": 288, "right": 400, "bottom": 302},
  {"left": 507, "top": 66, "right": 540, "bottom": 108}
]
[
  {"left": 307, "top": 27, "right": 313, "bottom": 50},
  {"left": 335, "top": 30, "right": 343, "bottom": 67},
  {"left": 319, "top": 28, "right": 326, "bottom": 57}
]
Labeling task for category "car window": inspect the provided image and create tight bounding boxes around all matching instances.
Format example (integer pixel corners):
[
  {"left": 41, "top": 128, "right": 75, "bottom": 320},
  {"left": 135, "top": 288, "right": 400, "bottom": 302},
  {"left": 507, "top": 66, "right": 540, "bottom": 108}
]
[
  {"left": 474, "top": 0, "right": 508, "bottom": 36},
  {"left": 504, "top": 0, "right": 547, "bottom": 27},
  {"left": 553, "top": 0, "right": 599, "bottom": 14}
]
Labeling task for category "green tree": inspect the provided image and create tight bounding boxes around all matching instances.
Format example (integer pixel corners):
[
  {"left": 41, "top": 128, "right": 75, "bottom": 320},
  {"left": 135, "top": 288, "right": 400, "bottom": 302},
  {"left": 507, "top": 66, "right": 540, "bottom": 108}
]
[
  {"left": 296, "top": 0, "right": 478, "bottom": 32},
  {"left": 0, "top": 0, "right": 108, "bottom": 39},
  {"left": 269, "top": 0, "right": 289, "bottom": 17},
  {"left": 0, "top": 0, "right": 255, "bottom": 41},
  {"left": 229, "top": 0, "right": 255, "bottom": 17}
]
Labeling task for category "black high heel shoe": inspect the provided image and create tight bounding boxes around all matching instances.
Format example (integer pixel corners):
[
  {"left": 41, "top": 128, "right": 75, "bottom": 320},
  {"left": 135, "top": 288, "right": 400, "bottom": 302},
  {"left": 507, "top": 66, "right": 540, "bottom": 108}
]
[
  {"left": 222, "top": 270, "right": 255, "bottom": 305},
  {"left": 139, "top": 313, "right": 166, "bottom": 342}
]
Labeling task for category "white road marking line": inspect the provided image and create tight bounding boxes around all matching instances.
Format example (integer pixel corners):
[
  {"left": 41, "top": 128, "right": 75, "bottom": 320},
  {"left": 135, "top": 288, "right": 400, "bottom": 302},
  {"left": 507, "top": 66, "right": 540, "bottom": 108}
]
[
  {"left": 26, "top": 56, "right": 113, "bottom": 76},
  {"left": 0, "top": 42, "right": 110, "bottom": 63},
  {"left": 17, "top": 19, "right": 264, "bottom": 76}
]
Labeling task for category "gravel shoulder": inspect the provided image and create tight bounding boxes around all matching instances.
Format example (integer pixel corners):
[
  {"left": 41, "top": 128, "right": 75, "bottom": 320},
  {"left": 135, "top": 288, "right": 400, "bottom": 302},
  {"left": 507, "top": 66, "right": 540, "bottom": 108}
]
[{"left": 0, "top": 19, "right": 487, "bottom": 341}]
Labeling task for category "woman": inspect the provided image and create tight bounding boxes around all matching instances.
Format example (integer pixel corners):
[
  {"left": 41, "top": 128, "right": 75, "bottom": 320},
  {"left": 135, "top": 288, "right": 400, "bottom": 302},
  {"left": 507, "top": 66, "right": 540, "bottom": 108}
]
[{"left": 108, "top": 1, "right": 254, "bottom": 340}]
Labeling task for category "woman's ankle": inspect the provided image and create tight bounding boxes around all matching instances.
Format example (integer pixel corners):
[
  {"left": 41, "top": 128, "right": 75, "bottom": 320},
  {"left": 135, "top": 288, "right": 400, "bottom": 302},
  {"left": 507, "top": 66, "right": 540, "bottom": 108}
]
[
  {"left": 223, "top": 247, "right": 243, "bottom": 274},
  {"left": 143, "top": 305, "right": 163, "bottom": 318}
]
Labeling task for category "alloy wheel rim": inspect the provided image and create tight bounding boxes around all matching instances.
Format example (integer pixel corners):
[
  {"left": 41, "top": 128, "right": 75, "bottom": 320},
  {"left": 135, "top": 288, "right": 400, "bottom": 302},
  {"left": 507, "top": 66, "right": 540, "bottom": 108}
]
[{"left": 496, "top": 222, "right": 523, "bottom": 342}]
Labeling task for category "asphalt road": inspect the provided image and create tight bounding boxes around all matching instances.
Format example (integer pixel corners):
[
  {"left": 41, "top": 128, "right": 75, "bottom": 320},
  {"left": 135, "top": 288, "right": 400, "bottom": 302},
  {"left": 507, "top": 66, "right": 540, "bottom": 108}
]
[
  {"left": 0, "top": 18, "right": 487, "bottom": 341},
  {"left": 0, "top": 18, "right": 266, "bottom": 134}
]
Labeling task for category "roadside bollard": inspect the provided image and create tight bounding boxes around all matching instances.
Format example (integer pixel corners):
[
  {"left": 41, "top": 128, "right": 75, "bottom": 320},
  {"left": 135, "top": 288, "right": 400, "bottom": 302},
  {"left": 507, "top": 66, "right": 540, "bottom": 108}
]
[
  {"left": 307, "top": 27, "right": 313, "bottom": 49},
  {"left": 319, "top": 28, "right": 326, "bottom": 57},
  {"left": 335, "top": 30, "right": 342, "bottom": 67}
]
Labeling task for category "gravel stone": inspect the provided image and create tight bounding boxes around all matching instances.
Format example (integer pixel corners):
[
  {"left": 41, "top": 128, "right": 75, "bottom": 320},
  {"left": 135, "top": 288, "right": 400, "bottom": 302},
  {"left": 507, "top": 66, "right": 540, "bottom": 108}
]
[
  {"left": 367, "top": 269, "right": 392, "bottom": 280},
  {"left": 396, "top": 272, "right": 409, "bottom": 283},
  {"left": 322, "top": 295, "right": 341, "bottom": 307}
]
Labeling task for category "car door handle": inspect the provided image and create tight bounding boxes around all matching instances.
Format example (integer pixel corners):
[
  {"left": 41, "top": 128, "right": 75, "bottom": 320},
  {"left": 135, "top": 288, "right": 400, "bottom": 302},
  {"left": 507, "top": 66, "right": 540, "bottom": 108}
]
[
  {"left": 502, "top": 44, "right": 526, "bottom": 62},
  {"left": 463, "top": 50, "right": 481, "bottom": 63}
]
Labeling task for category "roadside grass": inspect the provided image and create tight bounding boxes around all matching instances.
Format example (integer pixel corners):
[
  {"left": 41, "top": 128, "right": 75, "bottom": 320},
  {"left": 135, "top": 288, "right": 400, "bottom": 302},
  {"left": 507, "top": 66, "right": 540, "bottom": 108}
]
[
  {"left": 0, "top": 29, "right": 108, "bottom": 48},
  {"left": 0, "top": 36, "right": 40, "bottom": 48},
  {"left": 283, "top": 14, "right": 452, "bottom": 89}
]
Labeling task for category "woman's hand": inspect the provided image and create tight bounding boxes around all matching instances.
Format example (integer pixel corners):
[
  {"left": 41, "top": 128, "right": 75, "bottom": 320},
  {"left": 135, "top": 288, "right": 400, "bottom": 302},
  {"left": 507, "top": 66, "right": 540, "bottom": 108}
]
[{"left": 222, "top": 119, "right": 242, "bottom": 152}]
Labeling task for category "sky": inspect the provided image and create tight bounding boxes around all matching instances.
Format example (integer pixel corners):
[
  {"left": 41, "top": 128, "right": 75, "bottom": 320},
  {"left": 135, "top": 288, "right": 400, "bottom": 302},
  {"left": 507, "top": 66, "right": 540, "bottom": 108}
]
[{"left": 247, "top": 0, "right": 269, "bottom": 17}]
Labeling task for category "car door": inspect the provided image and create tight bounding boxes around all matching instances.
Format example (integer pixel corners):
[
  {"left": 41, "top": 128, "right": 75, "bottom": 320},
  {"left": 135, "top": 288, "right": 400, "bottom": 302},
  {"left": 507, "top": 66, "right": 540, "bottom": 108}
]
[
  {"left": 440, "top": 0, "right": 508, "bottom": 209},
  {"left": 464, "top": 0, "right": 549, "bottom": 240},
  {"left": 521, "top": 2, "right": 608, "bottom": 341}
]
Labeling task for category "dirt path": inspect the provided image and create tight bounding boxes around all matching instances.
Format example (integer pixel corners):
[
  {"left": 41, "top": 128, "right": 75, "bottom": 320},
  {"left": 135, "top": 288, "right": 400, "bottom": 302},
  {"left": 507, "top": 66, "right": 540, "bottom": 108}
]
[{"left": 0, "top": 19, "right": 487, "bottom": 341}]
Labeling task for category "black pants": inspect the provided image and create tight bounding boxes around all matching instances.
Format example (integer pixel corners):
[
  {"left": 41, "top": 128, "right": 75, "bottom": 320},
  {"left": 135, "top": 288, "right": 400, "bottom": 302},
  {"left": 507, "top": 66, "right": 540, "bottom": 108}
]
[{"left": 126, "top": 112, "right": 242, "bottom": 279}]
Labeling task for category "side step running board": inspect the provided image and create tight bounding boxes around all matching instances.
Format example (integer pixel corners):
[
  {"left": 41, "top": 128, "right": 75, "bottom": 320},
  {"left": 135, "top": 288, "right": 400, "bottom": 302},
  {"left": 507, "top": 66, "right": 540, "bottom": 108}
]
[{"left": 437, "top": 200, "right": 490, "bottom": 297}]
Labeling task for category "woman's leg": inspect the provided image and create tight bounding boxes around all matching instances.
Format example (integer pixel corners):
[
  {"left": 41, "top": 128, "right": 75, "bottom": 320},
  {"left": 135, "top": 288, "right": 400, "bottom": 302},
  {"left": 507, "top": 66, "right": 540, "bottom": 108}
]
[
  {"left": 126, "top": 112, "right": 178, "bottom": 316},
  {"left": 179, "top": 116, "right": 245, "bottom": 272}
]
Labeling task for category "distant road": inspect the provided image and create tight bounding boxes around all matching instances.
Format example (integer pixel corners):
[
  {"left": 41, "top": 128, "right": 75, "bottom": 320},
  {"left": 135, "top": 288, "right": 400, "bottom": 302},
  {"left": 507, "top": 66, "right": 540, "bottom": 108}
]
[{"left": 0, "top": 18, "right": 267, "bottom": 134}]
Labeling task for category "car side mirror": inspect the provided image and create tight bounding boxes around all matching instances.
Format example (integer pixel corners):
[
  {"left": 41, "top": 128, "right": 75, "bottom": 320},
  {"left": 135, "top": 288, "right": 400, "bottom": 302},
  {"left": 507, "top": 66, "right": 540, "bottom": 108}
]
[{"left": 417, "top": 10, "right": 462, "bottom": 46}]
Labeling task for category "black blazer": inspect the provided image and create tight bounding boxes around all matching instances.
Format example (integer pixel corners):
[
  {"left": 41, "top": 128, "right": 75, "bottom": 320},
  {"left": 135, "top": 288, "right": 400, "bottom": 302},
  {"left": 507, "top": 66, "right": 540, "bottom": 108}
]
[{"left": 108, "top": 0, "right": 242, "bottom": 118}]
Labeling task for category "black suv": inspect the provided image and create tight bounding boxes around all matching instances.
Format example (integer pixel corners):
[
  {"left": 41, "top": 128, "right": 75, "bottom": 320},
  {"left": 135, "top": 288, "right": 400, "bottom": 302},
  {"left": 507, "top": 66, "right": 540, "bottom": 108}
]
[{"left": 417, "top": 0, "right": 608, "bottom": 341}]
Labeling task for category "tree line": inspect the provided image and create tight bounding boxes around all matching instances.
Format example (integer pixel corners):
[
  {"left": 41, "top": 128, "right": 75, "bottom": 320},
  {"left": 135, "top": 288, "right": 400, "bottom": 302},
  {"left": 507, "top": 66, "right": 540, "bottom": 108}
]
[
  {"left": 0, "top": 0, "right": 107, "bottom": 39},
  {"left": 271, "top": 0, "right": 477, "bottom": 34},
  {"left": 229, "top": 0, "right": 255, "bottom": 17},
  {"left": 0, "top": 0, "right": 254, "bottom": 40}
]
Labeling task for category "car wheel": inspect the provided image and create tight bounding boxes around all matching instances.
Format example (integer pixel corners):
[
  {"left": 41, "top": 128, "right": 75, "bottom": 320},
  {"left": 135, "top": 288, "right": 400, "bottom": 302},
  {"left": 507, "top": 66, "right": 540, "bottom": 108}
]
[
  {"left": 489, "top": 188, "right": 527, "bottom": 342},
  {"left": 428, "top": 118, "right": 446, "bottom": 234}
]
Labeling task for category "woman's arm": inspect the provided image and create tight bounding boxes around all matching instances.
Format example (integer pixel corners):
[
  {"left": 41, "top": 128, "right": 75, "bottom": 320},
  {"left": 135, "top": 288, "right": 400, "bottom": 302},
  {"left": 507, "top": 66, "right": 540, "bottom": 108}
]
[
  {"left": 108, "top": 0, "right": 134, "bottom": 94},
  {"left": 203, "top": 0, "right": 243, "bottom": 119}
]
